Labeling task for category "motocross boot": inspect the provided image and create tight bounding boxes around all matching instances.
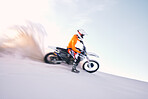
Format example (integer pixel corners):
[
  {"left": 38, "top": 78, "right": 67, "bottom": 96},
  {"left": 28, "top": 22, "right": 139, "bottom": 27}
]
[
  {"left": 71, "top": 65, "right": 80, "bottom": 73},
  {"left": 71, "top": 60, "right": 80, "bottom": 73}
]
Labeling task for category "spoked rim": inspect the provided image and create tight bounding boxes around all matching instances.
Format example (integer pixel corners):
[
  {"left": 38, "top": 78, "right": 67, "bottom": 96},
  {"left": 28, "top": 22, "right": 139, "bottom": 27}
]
[
  {"left": 47, "top": 54, "right": 55, "bottom": 62},
  {"left": 44, "top": 53, "right": 57, "bottom": 63}
]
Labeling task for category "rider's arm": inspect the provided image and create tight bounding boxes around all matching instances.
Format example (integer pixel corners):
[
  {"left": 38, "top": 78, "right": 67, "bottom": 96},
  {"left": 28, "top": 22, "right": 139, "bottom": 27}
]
[
  {"left": 71, "top": 35, "right": 81, "bottom": 53},
  {"left": 72, "top": 41, "right": 81, "bottom": 53}
]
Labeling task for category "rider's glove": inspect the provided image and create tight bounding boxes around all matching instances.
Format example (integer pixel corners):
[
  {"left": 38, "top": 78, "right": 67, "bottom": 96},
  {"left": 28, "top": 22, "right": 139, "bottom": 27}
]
[
  {"left": 80, "top": 40, "right": 83, "bottom": 44},
  {"left": 81, "top": 51, "right": 84, "bottom": 55}
]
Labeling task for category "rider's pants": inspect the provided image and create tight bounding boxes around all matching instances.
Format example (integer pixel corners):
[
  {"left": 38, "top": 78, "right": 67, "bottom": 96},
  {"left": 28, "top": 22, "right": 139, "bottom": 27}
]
[{"left": 67, "top": 48, "right": 80, "bottom": 66}]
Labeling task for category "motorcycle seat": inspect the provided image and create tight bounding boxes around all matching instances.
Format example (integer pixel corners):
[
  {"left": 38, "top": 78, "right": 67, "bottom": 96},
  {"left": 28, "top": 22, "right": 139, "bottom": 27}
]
[{"left": 56, "top": 47, "right": 68, "bottom": 53}]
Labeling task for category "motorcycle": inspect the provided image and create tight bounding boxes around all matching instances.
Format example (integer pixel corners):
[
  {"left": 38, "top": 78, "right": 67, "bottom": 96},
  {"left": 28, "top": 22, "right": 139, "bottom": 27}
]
[{"left": 44, "top": 43, "right": 99, "bottom": 73}]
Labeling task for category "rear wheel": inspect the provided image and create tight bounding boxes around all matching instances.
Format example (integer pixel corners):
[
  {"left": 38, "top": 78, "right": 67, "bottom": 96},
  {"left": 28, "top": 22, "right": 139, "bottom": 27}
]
[
  {"left": 82, "top": 60, "right": 99, "bottom": 73},
  {"left": 44, "top": 53, "right": 59, "bottom": 64}
]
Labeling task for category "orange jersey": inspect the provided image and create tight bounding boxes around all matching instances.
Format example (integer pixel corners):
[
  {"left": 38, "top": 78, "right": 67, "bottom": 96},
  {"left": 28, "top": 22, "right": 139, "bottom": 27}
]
[{"left": 67, "top": 34, "right": 81, "bottom": 53}]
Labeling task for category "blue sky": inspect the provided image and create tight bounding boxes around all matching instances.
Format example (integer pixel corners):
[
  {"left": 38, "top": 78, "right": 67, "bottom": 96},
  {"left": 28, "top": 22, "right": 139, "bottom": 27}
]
[
  {"left": 0, "top": 0, "right": 148, "bottom": 82},
  {"left": 45, "top": 0, "right": 148, "bottom": 82}
]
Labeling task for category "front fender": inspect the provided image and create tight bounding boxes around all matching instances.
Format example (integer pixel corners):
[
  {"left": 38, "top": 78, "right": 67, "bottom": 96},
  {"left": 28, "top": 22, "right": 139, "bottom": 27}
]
[{"left": 87, "top": 52, "right": 99, "bottom": 58}]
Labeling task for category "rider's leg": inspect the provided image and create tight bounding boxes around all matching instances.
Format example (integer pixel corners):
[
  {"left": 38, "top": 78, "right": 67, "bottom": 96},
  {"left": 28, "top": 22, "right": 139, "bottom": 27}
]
[
  {"left": 68, "top": 49, "right": 80, "bottom": 73},
  {"left": 72, "top": 53, "right": 80, "bottom": 73}
]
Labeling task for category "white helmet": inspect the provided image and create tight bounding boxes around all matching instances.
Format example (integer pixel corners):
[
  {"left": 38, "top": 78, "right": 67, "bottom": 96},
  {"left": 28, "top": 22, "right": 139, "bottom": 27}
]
[{"left": 77, "top": 29, "right": 87, "bottom": 40}]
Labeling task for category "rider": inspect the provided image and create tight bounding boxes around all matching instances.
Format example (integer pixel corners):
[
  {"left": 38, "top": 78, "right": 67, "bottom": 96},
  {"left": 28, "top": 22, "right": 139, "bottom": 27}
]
[{"left": 67, "top": 29, "right": 87, "bottom": 73}]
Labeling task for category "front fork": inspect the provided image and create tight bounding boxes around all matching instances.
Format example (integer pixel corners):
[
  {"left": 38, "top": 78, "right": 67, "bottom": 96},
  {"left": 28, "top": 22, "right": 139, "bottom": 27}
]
[
  {"left": 86, "top": 57, "right": 92, "bottom": 68},
  {"left": 81, "top": 55, "right": 91, "bottom": 68}
]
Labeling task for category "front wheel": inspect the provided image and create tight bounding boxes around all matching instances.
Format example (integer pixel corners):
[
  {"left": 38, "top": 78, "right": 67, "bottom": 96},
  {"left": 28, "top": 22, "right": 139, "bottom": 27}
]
[{"left": 82, "top": 60, "right": 99, "bottom": 73}]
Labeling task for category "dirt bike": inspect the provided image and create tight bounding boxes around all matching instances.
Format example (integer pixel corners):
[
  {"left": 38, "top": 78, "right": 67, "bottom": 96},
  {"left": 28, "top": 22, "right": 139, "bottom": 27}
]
[{"left": 44, "top": 43, "right": 99, "bottom": 73}]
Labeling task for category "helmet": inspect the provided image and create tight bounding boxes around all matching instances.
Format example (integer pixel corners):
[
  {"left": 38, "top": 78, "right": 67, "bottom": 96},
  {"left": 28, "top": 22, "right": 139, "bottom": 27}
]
[{"left": 77, "top": 29, "right": 87, "bottom": 40}]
